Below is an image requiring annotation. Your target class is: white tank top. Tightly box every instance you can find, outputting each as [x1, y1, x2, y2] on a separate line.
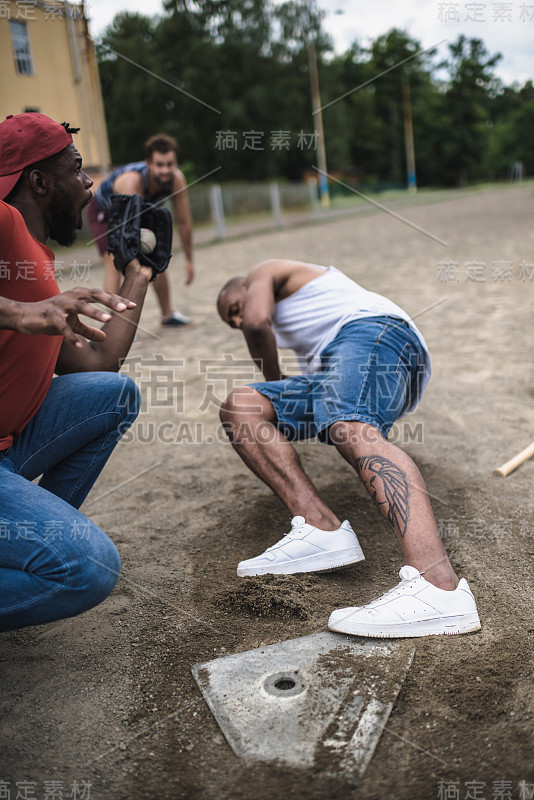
[272, 266, 431, 413]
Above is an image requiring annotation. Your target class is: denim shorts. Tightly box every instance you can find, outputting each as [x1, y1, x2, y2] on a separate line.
[248, 316, 427, 442]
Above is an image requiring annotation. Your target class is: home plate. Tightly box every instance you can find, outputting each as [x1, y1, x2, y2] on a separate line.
[192, 632, 414, 780]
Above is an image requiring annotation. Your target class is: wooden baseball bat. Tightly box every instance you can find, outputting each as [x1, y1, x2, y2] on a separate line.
[493, 440, 534, 477]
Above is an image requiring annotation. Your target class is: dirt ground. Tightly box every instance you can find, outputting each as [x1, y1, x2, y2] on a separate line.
[1, 184, 533, 800]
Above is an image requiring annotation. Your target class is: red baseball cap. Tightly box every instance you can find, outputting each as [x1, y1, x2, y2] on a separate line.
[0, 113, 73, 200]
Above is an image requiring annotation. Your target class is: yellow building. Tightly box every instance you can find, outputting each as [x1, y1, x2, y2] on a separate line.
[0, 0, 110, 174]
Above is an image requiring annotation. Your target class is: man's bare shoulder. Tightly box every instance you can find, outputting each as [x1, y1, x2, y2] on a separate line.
[172, 169, 187, 191]
[113, 170, 143, 194]
[247, 259, 326, 299]
[247, 259, 320, 280]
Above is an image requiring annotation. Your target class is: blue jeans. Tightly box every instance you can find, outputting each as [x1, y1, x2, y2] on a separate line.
[248, 317, 428, 441]
[0, 372, 140, 632]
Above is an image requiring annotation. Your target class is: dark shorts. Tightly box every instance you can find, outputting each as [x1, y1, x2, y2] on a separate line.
[248, 317, 427, 442]
[85, 196, 109, 255]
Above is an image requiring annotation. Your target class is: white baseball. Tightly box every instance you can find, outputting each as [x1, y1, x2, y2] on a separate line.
[140, 227, 157, 254]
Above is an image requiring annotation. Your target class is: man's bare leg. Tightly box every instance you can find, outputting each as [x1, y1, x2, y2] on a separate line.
[220, 387, 341, 531]
[152, 272, 173, 320]
[330, 420, 457, 590]
[221, 390, 457, 590]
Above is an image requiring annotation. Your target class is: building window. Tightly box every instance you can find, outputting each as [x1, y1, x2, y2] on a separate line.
[10, 20, 34, 76]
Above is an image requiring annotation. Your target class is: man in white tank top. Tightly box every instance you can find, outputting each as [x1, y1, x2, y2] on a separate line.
[217, 259, 480, 639]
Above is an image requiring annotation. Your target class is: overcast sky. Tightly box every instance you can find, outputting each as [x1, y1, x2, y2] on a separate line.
[87, 0, 532, 86]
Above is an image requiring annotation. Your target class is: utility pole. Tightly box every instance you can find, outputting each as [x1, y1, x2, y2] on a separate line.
[308, 43, 330, 208]
[402, 69, 417, 193]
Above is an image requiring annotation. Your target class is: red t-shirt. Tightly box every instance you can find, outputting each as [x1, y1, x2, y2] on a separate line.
[0, 200, 62, 450]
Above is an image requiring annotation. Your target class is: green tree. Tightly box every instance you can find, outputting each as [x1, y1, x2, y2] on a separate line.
[98, 13, 161, 164]
[97, 7, 518, 188]
[488, 81, 534, 178]
[438, 35, 502, 185]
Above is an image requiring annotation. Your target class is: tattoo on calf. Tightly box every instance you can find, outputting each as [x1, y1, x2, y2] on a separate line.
[355, 455, 409, 538]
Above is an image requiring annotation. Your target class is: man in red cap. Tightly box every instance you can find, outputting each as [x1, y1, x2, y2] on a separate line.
[0, 112, 154, 632]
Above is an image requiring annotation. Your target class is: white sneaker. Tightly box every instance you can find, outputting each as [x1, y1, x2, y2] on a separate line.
[162, 310, 192, 326]
[328, 565, 481, 638]
[237, 516, 365, 577]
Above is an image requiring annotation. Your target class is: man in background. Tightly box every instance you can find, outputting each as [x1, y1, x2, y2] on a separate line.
[87, 133, 194, 326]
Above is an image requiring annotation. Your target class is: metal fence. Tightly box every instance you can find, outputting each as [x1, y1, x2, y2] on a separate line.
[188, 180, 319, 230]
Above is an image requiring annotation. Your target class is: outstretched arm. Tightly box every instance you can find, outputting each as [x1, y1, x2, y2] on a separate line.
[222, 259, 320, 380]
[242, 264, 282, 382]
[171, 170, 194, 285]
[55, 259, 153, 374]
[0, 288, 135, 346]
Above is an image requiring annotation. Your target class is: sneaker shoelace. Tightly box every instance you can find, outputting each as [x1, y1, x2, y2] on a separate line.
[366, 571, 422, 607]
[265, 518, 307, 552]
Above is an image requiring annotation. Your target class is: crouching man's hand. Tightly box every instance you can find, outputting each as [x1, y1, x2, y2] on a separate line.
[1, 287, 137, 348]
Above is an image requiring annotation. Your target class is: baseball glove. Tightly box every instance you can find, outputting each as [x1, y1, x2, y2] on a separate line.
[107, 193, 173, 281]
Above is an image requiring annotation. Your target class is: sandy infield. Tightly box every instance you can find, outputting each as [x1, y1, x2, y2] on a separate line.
[1, 183, 533, 799]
